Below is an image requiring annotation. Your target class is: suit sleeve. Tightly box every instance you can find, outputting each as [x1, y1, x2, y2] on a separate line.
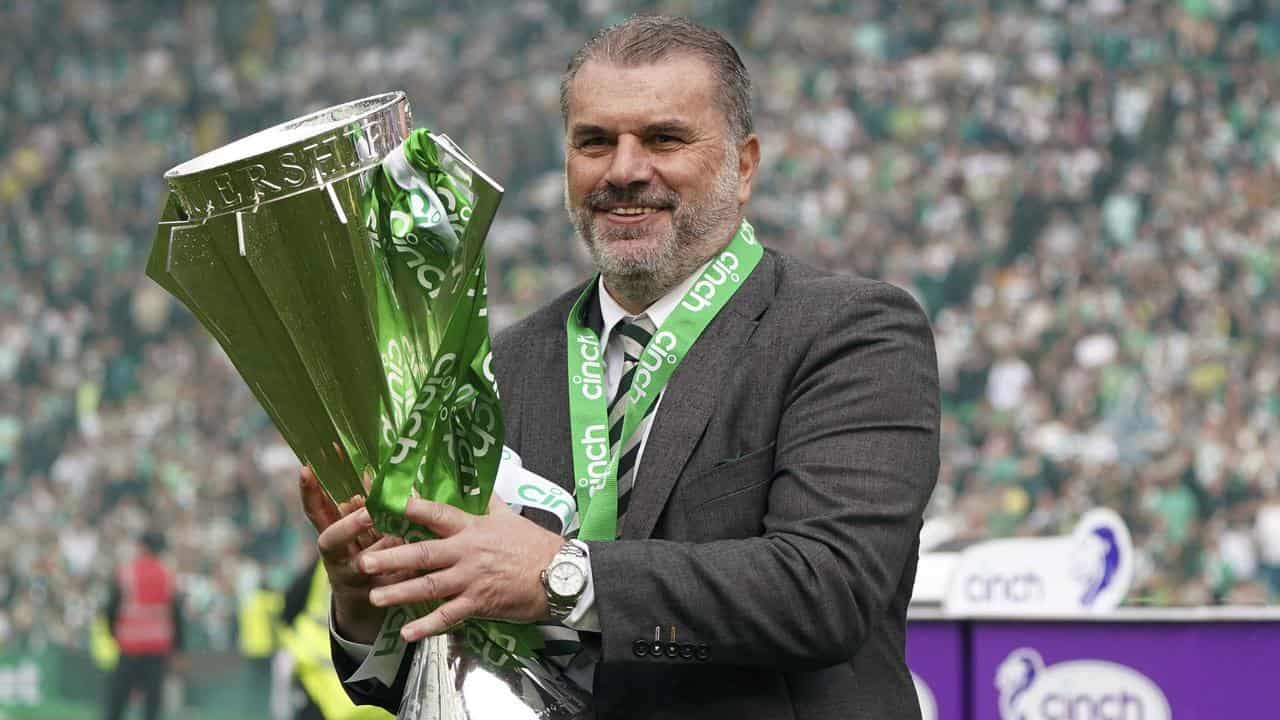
[332, 633, 417, 712]
[588, 281, 939, 670]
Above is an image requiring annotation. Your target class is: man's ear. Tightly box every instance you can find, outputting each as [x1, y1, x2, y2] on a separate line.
[736, 134, 761, 205]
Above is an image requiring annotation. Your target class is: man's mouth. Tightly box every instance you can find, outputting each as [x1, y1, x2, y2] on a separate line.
[592, 205, 671, 227]
[605, 206, 662, 217]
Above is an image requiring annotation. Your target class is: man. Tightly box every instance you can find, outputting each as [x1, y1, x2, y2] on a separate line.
[103, 531, 184, 720]
[301, 15, 939, 719]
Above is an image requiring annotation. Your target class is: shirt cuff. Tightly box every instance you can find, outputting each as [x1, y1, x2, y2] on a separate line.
[329, 604, 406, 687]
[561, 539, 600, 632]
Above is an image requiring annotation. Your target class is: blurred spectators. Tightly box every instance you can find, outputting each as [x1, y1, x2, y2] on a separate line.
[3, 0, 1279, 657]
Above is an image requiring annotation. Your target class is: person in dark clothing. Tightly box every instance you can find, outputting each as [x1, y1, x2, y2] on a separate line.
[103, 531, 184, 720]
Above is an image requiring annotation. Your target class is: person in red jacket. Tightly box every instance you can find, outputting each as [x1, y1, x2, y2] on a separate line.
[103, 531, 184, 720]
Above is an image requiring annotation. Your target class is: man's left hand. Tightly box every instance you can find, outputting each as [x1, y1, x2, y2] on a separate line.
[356, 495, 565, 642]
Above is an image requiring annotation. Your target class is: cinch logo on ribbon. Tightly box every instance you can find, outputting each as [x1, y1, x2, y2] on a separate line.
[494, 447, 578, 536]
[629, 330, 679, 403]
[996, 649, 1170, 720]
[576, 423, 610, 496]
[944, 508, 1133, 616]
[571, 333, 604, 401]
[911, 671, 938, 720]
[680, 249, 744, 313]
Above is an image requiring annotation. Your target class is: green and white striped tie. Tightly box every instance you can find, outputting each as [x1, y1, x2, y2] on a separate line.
[608, 314, 658, 528]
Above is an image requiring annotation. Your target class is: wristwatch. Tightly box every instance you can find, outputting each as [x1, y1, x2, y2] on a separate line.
[541, 542, 589, 620]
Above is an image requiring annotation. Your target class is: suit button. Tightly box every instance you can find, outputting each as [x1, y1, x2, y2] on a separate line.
[695, 643, 711, 661]
[664, 642, 680, 658]
[650, 641, 664, 657]
[632, 640, 649, 657]
[679, 643, 695, 660]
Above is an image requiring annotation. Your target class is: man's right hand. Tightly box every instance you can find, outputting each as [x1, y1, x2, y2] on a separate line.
[299, 466, 410, 645]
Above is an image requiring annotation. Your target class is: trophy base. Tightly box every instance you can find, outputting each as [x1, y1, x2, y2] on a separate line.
[397, 632, 592, 720]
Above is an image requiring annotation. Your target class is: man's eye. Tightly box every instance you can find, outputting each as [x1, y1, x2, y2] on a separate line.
[579, 137, 609, 148]
[653, 134, 682, 145]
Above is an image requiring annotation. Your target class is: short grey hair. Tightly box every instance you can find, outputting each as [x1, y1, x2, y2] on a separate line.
[560, 15, 754, 143]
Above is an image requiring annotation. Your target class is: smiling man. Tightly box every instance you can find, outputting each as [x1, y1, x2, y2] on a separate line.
[305, 15, 940, 720]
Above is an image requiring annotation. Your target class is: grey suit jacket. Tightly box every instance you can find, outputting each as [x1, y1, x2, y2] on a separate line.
[340, 248, 939, 719]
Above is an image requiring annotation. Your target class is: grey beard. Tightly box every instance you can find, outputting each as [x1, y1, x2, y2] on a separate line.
[596, 241, 705, 310]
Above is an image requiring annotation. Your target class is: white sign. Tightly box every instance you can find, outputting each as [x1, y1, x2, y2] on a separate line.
[944, 508, 1132, 616]
[996, 648, 1170, 720]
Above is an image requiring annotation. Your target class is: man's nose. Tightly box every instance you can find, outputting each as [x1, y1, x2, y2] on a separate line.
[603, 135, 654, 187]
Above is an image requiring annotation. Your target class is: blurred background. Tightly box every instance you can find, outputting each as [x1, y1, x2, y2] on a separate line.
[3, 0, 1280, 717]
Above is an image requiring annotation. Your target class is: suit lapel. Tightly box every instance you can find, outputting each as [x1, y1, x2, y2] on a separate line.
[620, 252, 776, 539]
[519, 283, 599, 499]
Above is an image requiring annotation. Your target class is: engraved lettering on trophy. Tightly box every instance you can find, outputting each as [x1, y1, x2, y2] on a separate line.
[177, 186, 211, 219]
[303, 134, 342, 181]
[323, 133, 346, 172]
[278, 151, 307, 188]
[341, 124, 367, 168]
[212, 172, 241, 207]
[242, 163, 281, 201]
[364, 116, 385, 159]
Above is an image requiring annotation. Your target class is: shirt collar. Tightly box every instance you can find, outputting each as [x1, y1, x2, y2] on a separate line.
[596, 257, 713, 344]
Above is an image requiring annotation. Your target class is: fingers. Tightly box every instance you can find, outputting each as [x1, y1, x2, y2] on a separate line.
[342, 495, 382, 551]
[370, 568, 467, 609]
[403, 498, 474, 537]
[359, 536, 460, 575]
[316, 506, 374, 563]
[300, 467, 340, 533]
[401, 597, 475, 642]
[366, 535, 404, 552]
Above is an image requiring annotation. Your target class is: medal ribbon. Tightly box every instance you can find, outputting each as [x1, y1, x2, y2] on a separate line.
[565, 220, 762, 541]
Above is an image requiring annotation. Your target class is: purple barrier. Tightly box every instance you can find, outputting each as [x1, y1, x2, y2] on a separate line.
[906, 620, 966, 720]
[969, 618, 1280, 719]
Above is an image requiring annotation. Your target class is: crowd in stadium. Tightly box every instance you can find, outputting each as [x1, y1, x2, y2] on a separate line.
[3, 0, 1280, 654]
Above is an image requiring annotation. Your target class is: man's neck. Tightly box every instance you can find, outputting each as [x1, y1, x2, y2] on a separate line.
[601, 280, 655, 315]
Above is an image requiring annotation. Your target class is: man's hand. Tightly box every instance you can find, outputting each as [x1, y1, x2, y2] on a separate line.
[299, 466, 412, 644]
[356, 495, 565, 642]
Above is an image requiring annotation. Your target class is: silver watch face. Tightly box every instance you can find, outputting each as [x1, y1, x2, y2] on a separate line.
[548, 560, 586, 597]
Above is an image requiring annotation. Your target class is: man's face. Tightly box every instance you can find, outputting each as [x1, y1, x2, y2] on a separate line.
[564, 55, 758, 287]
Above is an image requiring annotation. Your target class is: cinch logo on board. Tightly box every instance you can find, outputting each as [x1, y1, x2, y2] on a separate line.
[912, 671, 938, 720]
[996, 648, 1170, 720]
[944, 508, 1133, 616]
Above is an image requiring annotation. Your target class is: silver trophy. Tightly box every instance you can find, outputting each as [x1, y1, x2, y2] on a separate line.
[147, 93, 590, 719]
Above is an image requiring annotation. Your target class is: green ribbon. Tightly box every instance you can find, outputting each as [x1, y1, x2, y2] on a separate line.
[360, 129, 537, 663]
[565, 220, 763, 541]
[362, 129, 497, 526]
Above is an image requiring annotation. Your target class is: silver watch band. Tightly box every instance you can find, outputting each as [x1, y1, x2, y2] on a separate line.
[542, 542, 588, 619]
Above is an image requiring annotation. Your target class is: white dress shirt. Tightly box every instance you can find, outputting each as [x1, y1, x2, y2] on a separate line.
[335, 263, 709, 682]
